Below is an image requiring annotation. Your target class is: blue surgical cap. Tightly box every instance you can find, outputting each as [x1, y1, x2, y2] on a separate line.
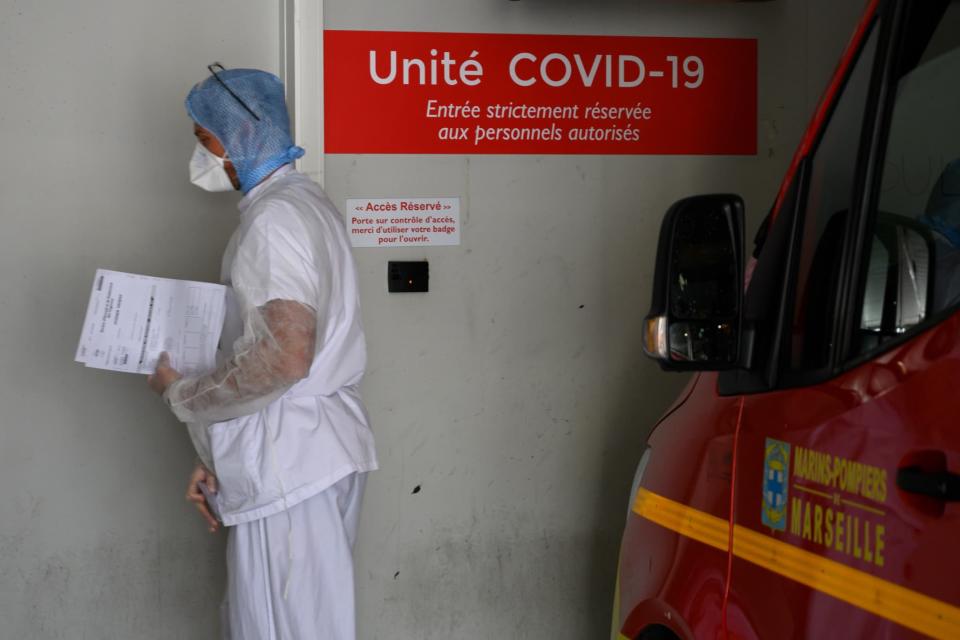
[185, 68, 305, 193]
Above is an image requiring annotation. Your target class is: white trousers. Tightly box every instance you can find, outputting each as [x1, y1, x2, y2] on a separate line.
[221, 473, 366, 640]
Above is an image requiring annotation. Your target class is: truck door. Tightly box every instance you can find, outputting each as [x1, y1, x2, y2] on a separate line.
[728, 1, 960, 638]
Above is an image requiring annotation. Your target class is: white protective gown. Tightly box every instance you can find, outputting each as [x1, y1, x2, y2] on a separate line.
[165, 165, 378, 639]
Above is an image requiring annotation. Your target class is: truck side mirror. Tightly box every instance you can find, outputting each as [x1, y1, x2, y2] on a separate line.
[643, 194, 745, 370]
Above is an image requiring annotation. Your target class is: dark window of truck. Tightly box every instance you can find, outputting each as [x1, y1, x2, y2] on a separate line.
[853, 0, 960, 358]
[782, 28, 880, 376]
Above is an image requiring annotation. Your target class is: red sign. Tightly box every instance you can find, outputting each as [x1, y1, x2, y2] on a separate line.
[324, 30, 757, 155]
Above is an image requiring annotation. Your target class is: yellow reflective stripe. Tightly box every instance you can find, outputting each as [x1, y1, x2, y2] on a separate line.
[634, 485, 729, 553]
[633, 487, 960, 640]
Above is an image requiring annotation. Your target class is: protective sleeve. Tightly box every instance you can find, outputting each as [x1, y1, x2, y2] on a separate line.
[163, 203, 326, 424]
[164, 298, 316, 423]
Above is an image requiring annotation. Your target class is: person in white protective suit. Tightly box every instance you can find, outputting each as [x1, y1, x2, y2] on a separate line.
[147, 64, 378, 639]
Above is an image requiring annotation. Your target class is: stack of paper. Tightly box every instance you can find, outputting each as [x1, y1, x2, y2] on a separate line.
[76, 269, 226, 376]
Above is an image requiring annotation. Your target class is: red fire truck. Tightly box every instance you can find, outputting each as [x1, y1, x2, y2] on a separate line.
[613, 0, 960, 637]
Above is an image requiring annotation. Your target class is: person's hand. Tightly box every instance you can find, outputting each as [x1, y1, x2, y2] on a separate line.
[186, 462, 220, 533]
[148, 352, 182, 396]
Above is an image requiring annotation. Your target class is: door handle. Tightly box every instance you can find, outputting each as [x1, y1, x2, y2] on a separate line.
[896, 467, 960, 501]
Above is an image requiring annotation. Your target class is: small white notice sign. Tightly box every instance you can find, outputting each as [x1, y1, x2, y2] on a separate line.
[346, 197, 461, 248]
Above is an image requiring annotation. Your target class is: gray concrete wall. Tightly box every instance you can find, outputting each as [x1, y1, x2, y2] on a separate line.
[0, 0, 865, 638]
[0, 1, 277, 638]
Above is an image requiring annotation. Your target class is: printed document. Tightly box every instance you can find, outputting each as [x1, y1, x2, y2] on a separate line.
[76, 269, 226, 376]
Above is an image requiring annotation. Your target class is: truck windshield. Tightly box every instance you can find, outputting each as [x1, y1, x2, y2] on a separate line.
[785, 27, 880, 373]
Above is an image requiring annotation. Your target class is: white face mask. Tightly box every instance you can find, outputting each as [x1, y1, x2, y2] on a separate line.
[189, 142, 235, 192]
